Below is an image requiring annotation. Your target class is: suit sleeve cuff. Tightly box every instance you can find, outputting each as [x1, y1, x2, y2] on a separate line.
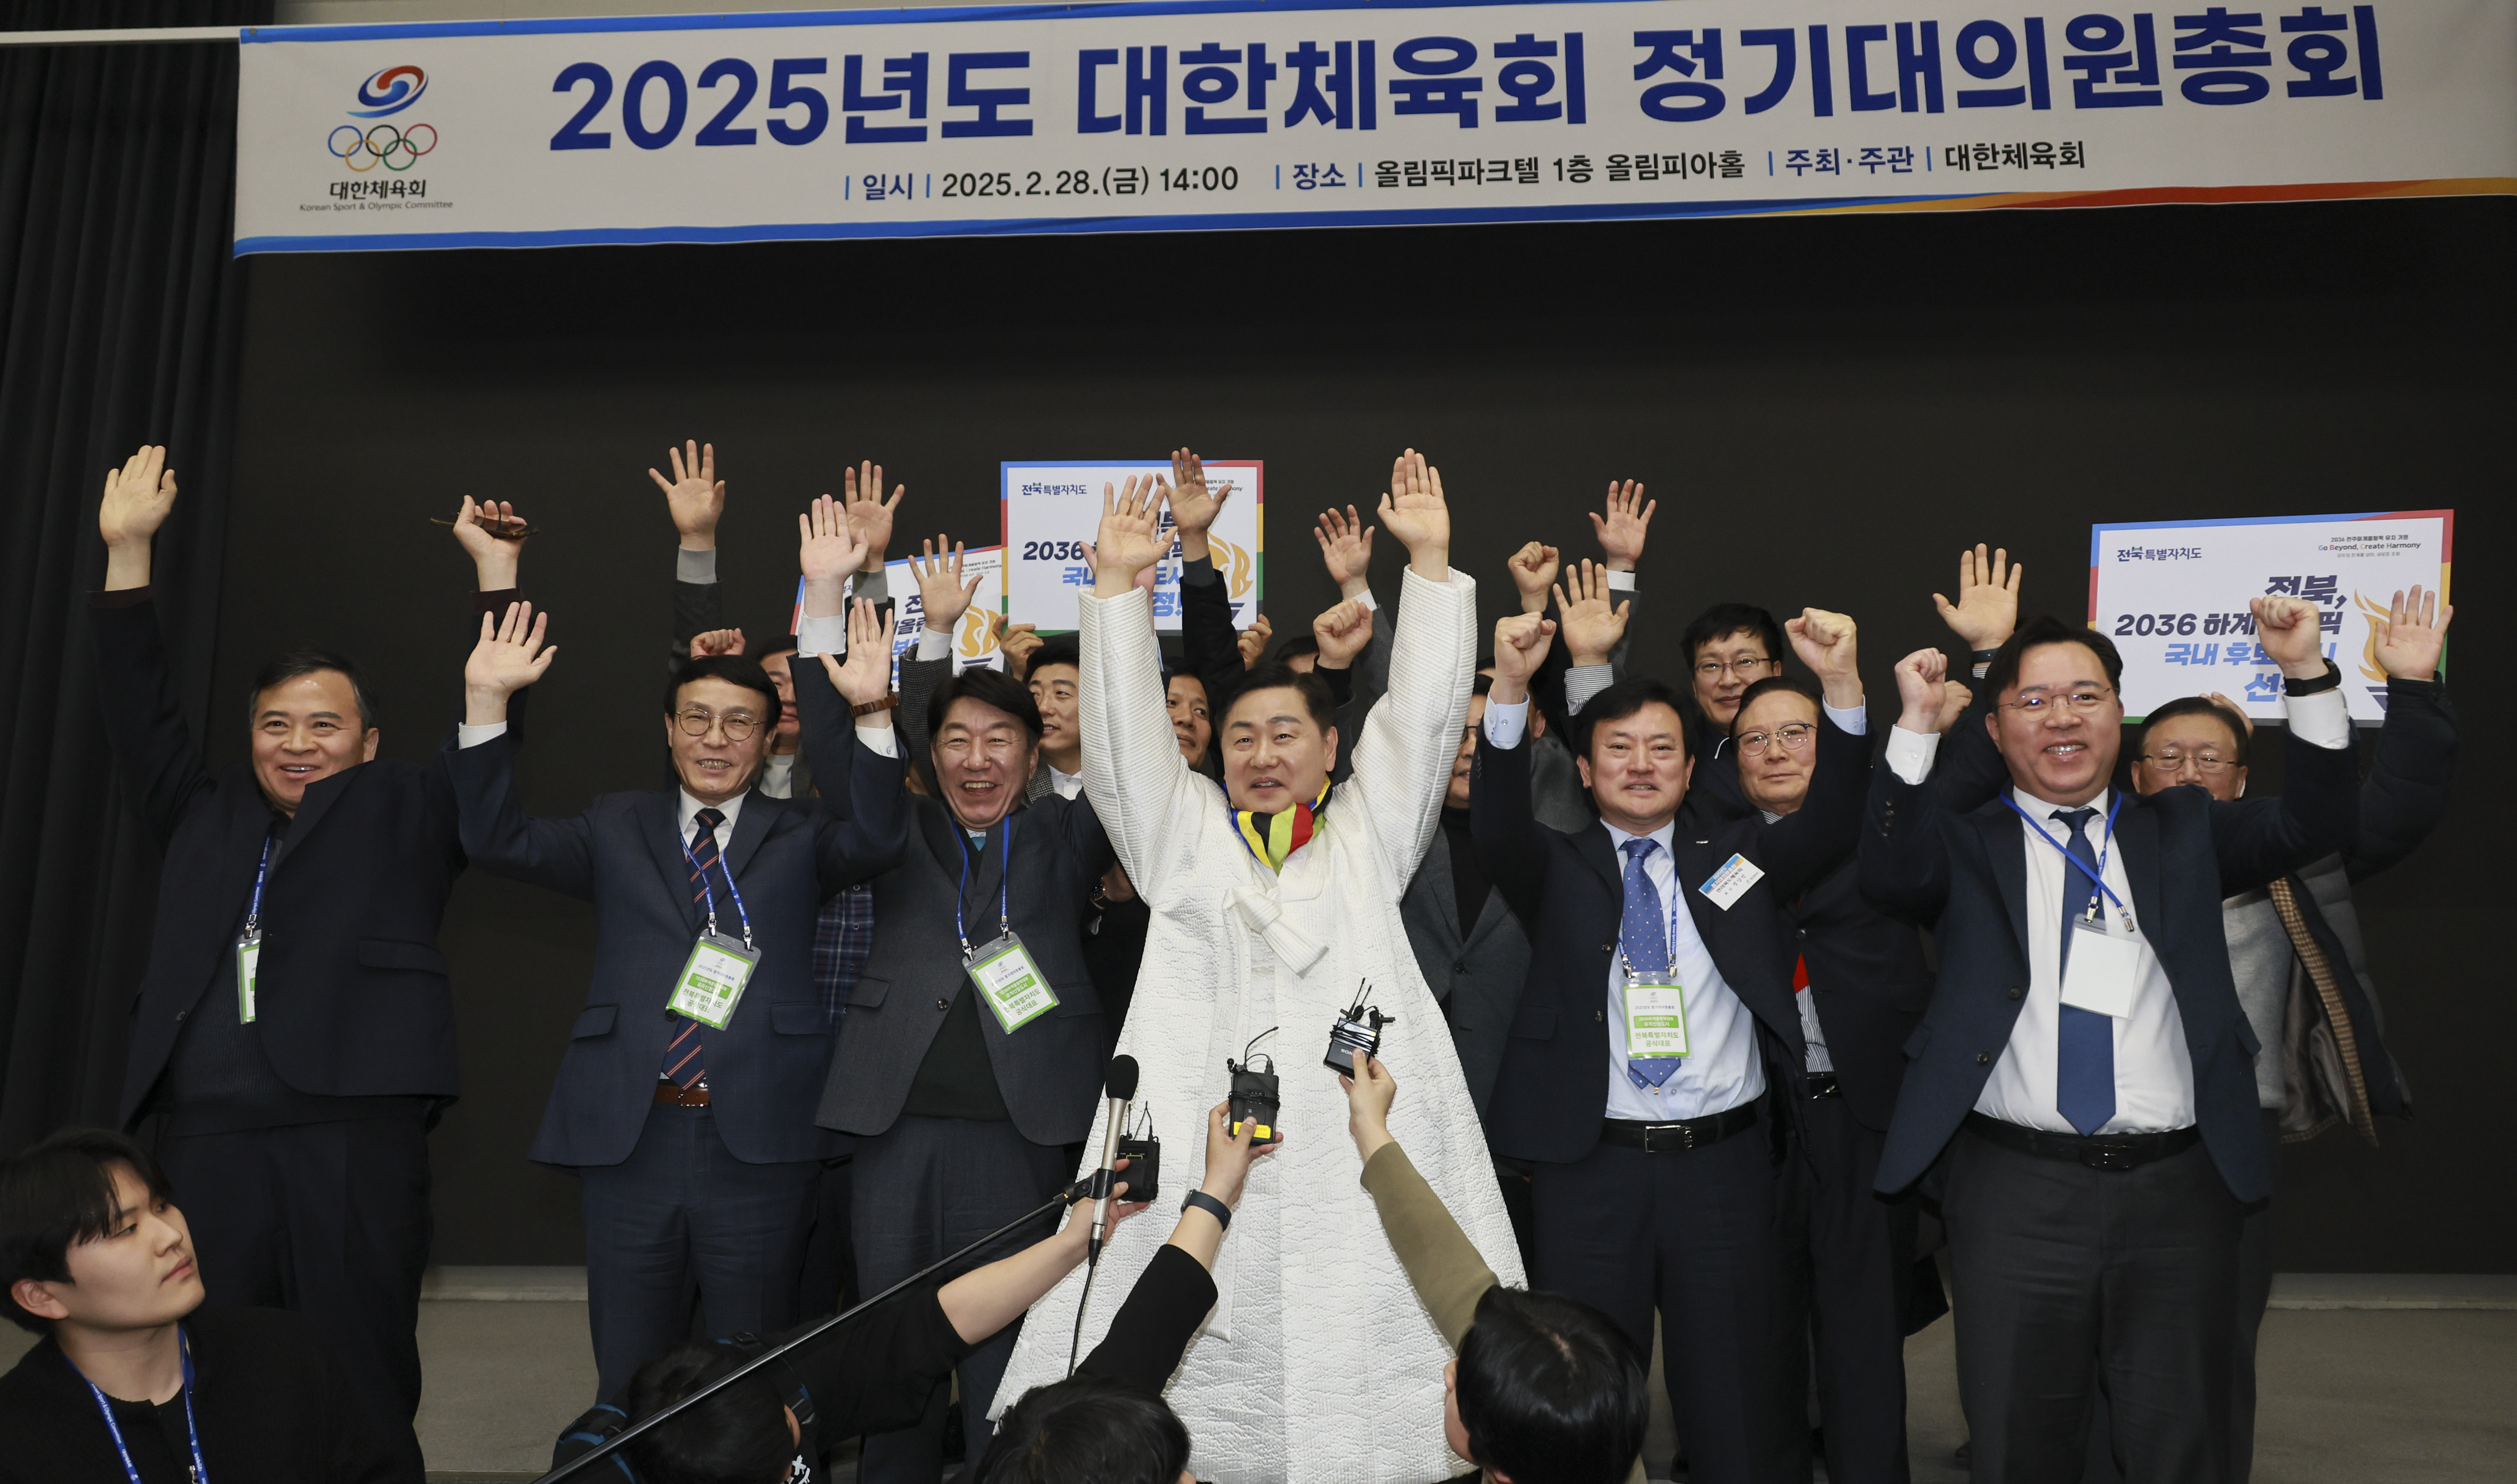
[1564, 664, 1614, 716]
[916, 627, 954, 661]
[676, 548, 716, 584]
[852, 567, 889, 605]
[796, 611, 848, 659]
[1481, 697, 1529, 748]
[856, 723, 900, 757]
[1180, 555, 1222, 589]
[91, 586, 152, 608]
[1824, 700, 1869, 736]
[1884, 726, 1938, 785]
[2284, 686, 2351, 749]
[457, 721, 508, 748]
[473, 587, 520, 616]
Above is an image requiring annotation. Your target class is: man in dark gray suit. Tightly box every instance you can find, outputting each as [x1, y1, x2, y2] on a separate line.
[806, 570, 1115, 1484]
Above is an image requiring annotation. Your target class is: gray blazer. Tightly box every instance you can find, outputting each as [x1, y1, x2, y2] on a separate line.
[813, 769, 1117, 1146]
[1400, 828, 1533, 1118]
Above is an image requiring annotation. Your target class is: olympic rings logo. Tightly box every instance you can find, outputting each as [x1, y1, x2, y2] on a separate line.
[328, 122, 437, 172]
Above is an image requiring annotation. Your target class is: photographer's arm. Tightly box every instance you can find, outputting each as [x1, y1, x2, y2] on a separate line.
[1078, 1103, 1276, 1391]
[1345, 1054, 1496, 1350]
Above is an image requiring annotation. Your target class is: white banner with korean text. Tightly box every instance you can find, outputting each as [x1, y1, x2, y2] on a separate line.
[233, 0, 2517, 252]
[1002, 460, 1262, 635]
[2087, 510, 2451, 723]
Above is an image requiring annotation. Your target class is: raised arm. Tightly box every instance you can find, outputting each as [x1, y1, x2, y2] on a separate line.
[1469, 612, 1562, 922]
[1170, 449, 1249, 708]
[1741, 608, 1868, 898]
[1315, 503, 1391, 713]
[1080, 477, 1215, 890]
[447, 602, 596, 898]
[2212, 596, 2361, 888]
[91, 446, 212, 841]
[800, 599, 912, 892]
[651, 439, 728, 669]
[1345, 1054, 1497, 1349]
[1858, 649, 1960, 921]
[1343, 450, 1477, 877]
[1925, 543, 2023, 813]
[1587, 477, 1651, 679]
[2347, 586, 2457, 880]
[1077, 1102, 1274, 1389]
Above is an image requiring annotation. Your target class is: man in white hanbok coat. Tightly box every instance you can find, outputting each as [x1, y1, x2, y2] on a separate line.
[996, 454, 1525, 1484]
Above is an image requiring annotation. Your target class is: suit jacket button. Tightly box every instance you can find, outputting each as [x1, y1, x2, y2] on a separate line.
[1596, 1010, 1605, 1022]
[1794, 928, 1808, 939]
[1453, 961, 1468, 974]
[1976, 1052, 1992, 1064]
[1600, 943, 1615, 954]
[2009, 987, 2024, 1000]
[936, 998, 951, 1011]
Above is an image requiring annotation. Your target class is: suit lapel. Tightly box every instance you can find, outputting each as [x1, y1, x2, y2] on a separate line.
[720, 788, 778, 885]
[269, 763, 360, 871]
[644, 793, 704, 934]
[2118, 795, 2164, 941]
[1576, 822, 1622, 898]
[1971, 801, 2033, 964]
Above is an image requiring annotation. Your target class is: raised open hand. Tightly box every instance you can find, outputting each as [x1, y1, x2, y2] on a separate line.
[1933, 544, 2020, 651]
[912, 535, 982, 631]
[2370, 584, 2452, 681]
[1314, 598, 1373, 670]
[689, 628, 746, 659]
[1314, 505, 1376, 597]
[798, 493, 871, 587]
[1590, 480, 1655, 570]
[1506, 541, 1561, 615]
[1237, 613, 1274, 669]
[819, 597, 898, 709]
[99, 444, 179, 550]
[2252, 595, 2328, 677]
[465, 601, 557, 701]
[1168, 449, 1234, 538]
[1554, 559, 1631, 666]
[1378, 449, 1452, 576]
[1787, 607, 1862, 708]
[1891, 647, 1947, 731]
[648, 440, 724, 548]
[1092, 475, 1169, 598]
[1490, 611, 1558, 701]
[842, 460, 902, 570]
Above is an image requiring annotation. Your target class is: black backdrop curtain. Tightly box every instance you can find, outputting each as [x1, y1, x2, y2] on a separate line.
[0, 0, 266, 1150]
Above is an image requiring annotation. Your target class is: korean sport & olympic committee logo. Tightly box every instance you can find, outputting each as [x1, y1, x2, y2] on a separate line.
[328, 66, 437, 172]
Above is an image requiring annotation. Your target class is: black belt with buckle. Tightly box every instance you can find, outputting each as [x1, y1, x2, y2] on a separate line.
[1599, 1103, 1758, 1154]
[1962, 1111, 2199, 1172]
[1804, 1073, 1842, 1100]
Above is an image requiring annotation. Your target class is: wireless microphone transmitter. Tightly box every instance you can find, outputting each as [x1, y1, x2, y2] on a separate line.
[1115, 1104, 1161, 1204]
[1227, 1028, 1282, 1145]
[1325, 981, 1396, 1075]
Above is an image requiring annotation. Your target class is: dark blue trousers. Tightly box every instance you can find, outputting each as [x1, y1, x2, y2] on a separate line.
[577, 1103, 820, 1401]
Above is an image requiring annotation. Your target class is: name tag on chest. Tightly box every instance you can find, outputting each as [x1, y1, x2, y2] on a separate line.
[1697, 853, 1765, 911]
[2059, 917, 2141, 1019]
[1623, 973, 1691, 1058]
[967, 932, 1059, 1033]
[670, 933, 760, 1029]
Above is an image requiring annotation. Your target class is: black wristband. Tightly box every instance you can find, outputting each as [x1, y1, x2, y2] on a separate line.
[1181, 1190, 1232, 1230]
[2284, 659, 2344, 696]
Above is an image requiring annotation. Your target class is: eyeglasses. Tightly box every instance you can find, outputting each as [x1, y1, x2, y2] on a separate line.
[675, 708, 760, 742]
[1998, 687, 2116, 716]
[1736, 722, 1816, 757]
[1694, 655, 1780, 681]
[2137, 751, 2236, 775]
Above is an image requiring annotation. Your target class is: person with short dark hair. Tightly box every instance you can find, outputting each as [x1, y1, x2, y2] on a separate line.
[1474, 599, 1869, 1484]
[1863, 597, 2359, 1482]
[1340, 1053, 1650, 1484]
[449, 497, 910, 1404]
[87, 445, 533, 1480]
[0, 1128, 396, 1483]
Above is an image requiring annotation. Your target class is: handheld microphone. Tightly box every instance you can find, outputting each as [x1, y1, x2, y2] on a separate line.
[1089, 1055, 1139, 1264]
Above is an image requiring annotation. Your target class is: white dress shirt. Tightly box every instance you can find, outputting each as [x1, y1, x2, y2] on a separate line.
[757, 750, 798, 800]
[1045, 764, 1085, 800]
[1881, 687, 2350, 1135]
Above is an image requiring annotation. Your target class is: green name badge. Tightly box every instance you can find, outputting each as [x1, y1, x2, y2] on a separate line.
[235, 933, 261, 1024]
[966, 932, 1058, 1034]
[669, 933, 760, 1031]
[1622, 972, 1691, 1059]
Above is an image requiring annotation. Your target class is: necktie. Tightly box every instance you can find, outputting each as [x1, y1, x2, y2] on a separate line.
[664, 808, 729, 1091]
[2053, 807, 2115, 1135]
[1619, 837, 1683, 1090]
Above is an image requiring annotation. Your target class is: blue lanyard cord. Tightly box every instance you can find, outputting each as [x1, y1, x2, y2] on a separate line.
[239, 837, 274, 938]
[680, 824, 754, 948]
[953, 813, 1014, 959]
[1614, 836, 1684, 981]
[2000, 793, 2135, 923]
[80, 1325, 208, 1484]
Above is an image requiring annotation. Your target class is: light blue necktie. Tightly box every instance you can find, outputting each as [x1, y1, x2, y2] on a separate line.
[2054, 808, 2116, 1136]
[1620, 838, 1683, 1090]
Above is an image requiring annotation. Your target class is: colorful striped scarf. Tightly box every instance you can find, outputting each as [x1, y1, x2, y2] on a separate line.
[1232, 780, 1331, 872]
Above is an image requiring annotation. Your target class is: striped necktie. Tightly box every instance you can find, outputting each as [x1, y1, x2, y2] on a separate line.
[663, 807, 728, 1091]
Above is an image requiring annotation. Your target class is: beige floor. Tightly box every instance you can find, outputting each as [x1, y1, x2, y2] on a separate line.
[6, 1299, 2513, 1481]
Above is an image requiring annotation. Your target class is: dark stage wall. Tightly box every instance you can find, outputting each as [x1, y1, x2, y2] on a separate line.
[209, 197, 2511, 1269]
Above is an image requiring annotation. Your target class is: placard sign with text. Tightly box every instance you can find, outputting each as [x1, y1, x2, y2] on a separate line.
[793, 545, 1008, 685]
[2088, 511, 2450, 723]
[233, 0, 2517, 253]
[1002, 461, 1263, 635]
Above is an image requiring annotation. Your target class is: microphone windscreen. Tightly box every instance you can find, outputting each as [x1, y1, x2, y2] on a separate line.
[1105, 1055, 1140, 1101]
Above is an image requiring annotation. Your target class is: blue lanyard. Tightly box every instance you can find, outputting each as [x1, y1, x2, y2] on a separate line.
[238, 837, 274, 941]
[2001, 792, 2135, 923]
[78, 1326, 208, 1484]
[953, 813, 1014, 959]
[680, 818, 754, 949]
[1613, 834, 1683, 980]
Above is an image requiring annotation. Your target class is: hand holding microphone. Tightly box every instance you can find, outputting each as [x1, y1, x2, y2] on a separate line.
[1089, 1054, 1139, 1264]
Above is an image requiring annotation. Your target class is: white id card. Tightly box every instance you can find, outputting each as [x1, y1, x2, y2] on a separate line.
[1697, 853, 1766, 911]
[1622, 973, 1691, 1058]
[2059, 917, 2141, 1019]
[967, 932, 1059, 1034]
[235, 933, 261, 1023]
[669, 933, 760, 1030]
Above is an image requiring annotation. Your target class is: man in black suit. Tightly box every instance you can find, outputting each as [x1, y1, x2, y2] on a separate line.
[1728, 674, 1938, 1484]
[1860, 602, 2357, 1484]
[1474, 604, 1868, 1484]
[88, 445, 530, 1482]
[807, 533, 1116, 1484]
[447, 499, 909, 1401]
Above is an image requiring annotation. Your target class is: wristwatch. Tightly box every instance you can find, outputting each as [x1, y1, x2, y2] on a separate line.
[1181, 1190, 1232, 1230]
[2284, 659, 2343, 697]
[849, 694, 900, 717]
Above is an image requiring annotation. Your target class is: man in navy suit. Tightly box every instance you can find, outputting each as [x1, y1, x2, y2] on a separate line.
[447, 513, 908, 1400]
[1860, 601, 2356, 1484]
[1474, 605, 1868, 1484]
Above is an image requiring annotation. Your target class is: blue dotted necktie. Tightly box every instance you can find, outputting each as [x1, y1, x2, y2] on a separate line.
[2054, 808, 2116, 1136]
[662, 808, 729, 1091]
[1619, 838, 1683, 1090]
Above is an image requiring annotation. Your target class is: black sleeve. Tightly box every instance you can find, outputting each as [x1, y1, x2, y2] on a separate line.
[1470, 721, 1554, 926]
[672, 570, 724, 671]
[1315, 661, 1355, 706]
[88, 594, 214, 847]
[1079, 1244, 1220, 1393]
[2344, 676, 2456, 881]
[2211, 718, 2361, 894]
[1178, 555, 1244, 708]
[898, 652, 952, 794]
[787, 1293, 973, 1438]
[1924, 679, 2009, 816]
